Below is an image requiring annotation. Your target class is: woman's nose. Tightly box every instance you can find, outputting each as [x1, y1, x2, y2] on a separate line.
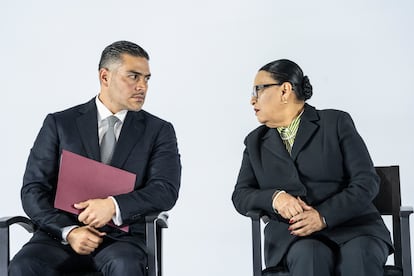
[250, 97, 257, 105]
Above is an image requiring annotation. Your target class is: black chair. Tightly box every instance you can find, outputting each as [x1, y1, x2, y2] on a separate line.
[247, 165, 413, 276]
[0, 212, 168, 276]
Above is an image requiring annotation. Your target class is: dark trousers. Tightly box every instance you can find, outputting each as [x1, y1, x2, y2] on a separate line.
[283, 236, 389, 276]
[8, 231, 147, 276]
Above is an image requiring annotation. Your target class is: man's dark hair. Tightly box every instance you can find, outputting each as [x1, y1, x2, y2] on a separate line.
[98, 40, 150, 70]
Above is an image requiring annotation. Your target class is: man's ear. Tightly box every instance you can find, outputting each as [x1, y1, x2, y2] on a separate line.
[99, 68, 110, 86]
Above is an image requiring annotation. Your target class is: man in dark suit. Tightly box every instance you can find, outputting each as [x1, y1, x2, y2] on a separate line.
[9, 41, 181, 275]
[232, 59, 392, 275]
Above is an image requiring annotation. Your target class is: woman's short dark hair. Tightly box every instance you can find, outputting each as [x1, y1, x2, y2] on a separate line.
[259, 59, 313, 101]
[98, 40, 149, 70]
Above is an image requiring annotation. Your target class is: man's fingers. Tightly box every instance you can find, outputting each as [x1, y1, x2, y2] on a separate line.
[87, 226, 106, 237]
[74, 201, 89, 210]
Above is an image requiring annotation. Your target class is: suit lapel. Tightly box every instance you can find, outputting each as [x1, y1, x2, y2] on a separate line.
[291, 104, 319, 161]
[76, 99, 100, 161]
[111, 110, 146, 168]
[262, 128, 291, 160]
[260, 127, 307, 195]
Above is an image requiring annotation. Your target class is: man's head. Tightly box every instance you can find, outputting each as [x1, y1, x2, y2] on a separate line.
[98, 41, 151, 113]
[98, 40, 150, 71]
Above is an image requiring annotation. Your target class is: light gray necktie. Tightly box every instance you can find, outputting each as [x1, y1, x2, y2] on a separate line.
[100, 115, 119, 164]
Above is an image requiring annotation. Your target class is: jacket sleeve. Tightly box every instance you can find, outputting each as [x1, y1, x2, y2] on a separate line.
[232, 139, 279, 217]
[21, 114, 78, 239]
[315, 112, 380, 228]
[114, 122, 181, 223]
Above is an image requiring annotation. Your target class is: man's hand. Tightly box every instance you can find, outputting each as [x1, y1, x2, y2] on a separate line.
[75, 197, 115, 228]
[288, 197, 326, 236]
[67, 226, 106, 255]
[273, 192, 304, 219]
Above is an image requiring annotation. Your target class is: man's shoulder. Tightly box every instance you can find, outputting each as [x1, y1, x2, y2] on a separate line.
[51, 98, 95, 118]
[138, 110, 173, 126]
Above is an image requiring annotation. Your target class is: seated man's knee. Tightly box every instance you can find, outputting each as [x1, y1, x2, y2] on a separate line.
[100, 254, 146, 275]
[9, 254, 56, 276]
[95, 243, 147, 275]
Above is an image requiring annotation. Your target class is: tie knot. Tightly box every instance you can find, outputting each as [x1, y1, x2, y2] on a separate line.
[280, 128, 291, 140]
[107, 116, 119, 127]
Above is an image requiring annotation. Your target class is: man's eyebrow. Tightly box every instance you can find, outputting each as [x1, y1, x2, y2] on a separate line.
[128, 70, 151, 78]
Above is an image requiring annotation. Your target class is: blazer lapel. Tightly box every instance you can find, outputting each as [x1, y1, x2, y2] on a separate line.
[76, 99, 100, 161]
[260, 127, 307, 195]
[111, 110, 146, 168]
[291, 104, 319, 161]
[262, 128, 291, 160]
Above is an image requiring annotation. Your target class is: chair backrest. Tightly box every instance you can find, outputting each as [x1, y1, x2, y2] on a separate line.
[372, 166, 402, 268]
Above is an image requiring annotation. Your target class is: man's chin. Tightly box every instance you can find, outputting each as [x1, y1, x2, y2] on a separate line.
[128, 103, 144, 111]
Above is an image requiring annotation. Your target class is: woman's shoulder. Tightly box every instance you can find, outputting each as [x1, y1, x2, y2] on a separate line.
[308, 104, 353, 122]
[244, 125, 268, 143]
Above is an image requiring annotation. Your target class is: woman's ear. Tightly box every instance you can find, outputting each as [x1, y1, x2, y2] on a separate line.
[281, 82, 293, 103]
[282, 82, 293, 93]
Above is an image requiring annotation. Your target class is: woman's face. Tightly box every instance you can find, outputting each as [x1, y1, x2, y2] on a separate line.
[251, 70, 287, 127]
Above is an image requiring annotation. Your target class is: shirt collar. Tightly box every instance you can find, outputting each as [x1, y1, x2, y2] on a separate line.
[277, 109, 304, 135]
[95, 95, 128, 123]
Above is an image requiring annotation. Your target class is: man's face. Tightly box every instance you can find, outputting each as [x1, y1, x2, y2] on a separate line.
[100, 54, 151, 113]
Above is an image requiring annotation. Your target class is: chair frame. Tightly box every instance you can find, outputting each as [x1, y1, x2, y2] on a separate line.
[248, 165, 413, 276]
[0, 212, 168, 276]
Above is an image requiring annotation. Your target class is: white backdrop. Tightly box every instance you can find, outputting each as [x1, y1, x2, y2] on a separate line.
[1, 0, 413, 275]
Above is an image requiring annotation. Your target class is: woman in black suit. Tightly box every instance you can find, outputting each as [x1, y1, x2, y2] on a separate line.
[232, 59, 392, 276]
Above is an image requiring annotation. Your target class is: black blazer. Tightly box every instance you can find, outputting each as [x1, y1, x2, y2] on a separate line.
[232, 103, 392, 267]
[21, 98, 181, 247]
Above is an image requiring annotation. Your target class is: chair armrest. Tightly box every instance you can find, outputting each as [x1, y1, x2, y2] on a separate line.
[399, 205, 413, 276]
[246, 210, 263, 220]
[145, 212, 169, 276]
[247, 210, 271, 224]
[0, 216, 35, 233]
[400, 206, 413, 217]
[145, 212, 169, 229]
[0, 216, 35, 276]
[247, 210, 264, 276]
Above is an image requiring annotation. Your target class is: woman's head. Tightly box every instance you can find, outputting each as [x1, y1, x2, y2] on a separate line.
[251, 59, 312, 127]
[259, 59, 312, 101]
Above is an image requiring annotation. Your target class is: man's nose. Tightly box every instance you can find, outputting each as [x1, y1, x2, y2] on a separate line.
[136, 78, 147, 90]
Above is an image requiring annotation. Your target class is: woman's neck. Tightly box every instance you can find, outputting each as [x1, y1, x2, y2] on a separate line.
[267, 102, 305, 128]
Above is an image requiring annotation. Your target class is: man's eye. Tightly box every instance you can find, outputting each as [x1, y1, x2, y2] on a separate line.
[129, 75, 138, 80]
[145, 76, 150, 82]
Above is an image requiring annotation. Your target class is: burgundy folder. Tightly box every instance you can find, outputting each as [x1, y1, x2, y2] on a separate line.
[54, 150, 136, 232]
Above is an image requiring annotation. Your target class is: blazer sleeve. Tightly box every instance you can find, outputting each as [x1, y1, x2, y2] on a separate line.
[114, 121, 181, 223]
[21, 114, 78, 238]
[232, 139, 279, 216]
[315, 112, 380, 228]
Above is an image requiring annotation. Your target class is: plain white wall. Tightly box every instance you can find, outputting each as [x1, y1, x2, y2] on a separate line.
[1, 0, 413, 275]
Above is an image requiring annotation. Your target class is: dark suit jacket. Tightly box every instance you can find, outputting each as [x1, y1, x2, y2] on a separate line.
[21, 98, 181, 248]
[232, 103, 392, 267]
